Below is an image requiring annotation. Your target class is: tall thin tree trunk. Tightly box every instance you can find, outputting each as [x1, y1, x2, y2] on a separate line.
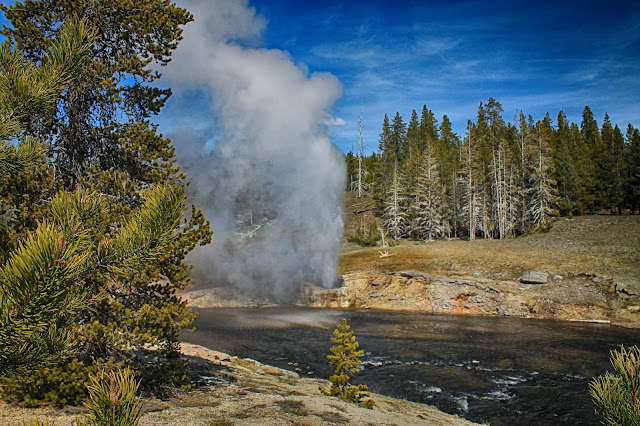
[357, 108, 365, 198]
[467, 127, 475, 241]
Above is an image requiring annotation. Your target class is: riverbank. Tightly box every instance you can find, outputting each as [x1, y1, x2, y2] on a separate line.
[183, 307, 640, 425]
[184, 215, 639, 326]
[333, 214, 640, 327]
[0, 343, 478, 425]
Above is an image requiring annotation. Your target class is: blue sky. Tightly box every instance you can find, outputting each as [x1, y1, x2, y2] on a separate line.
[2, 0, 639, 154]
[246, 0, 640, 153]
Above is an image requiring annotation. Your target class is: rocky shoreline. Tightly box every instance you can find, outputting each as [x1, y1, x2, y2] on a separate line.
[0, 343, 479, 426]
[182, 267, 639, 328]
[302, 269, 637, 325]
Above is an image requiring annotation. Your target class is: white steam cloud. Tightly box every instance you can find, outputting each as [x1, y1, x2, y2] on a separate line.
[163, 0, 346, 301]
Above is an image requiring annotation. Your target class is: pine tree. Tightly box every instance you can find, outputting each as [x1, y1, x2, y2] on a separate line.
[459, 122, 482, 240]
[404, 151, 422, 239]
[0, 15, 96, 257]
[624, 125, 640, 214]
[378, 113, 392, 154]
[516, 112, 535, 232]
[374, 114, 393, 213]
[552, 111, 580, 215]
[600, 114, 616, 211]
[390, 111, 407, 163]
[420, 105, 439, 154]
[404, 109, 422, 207]
[383, 161, 407, 240]
[580, 106, 601, 211]
[569, 122, 591, 214]
[439, 115, 459, 237]
[0, 16, 95, 376]
[412, 139, 446, 241]
[320, 319, 375, 409]
[490, 138, 509, 238]
[345, 151, 357, 192]
[610, 125, 626, 215]
[1, 0, 211, 397]
[589, 345, 640, 425]
[1, 184, 187, 378]
[0, 18, 186, 380]
[469, 101, 495, 238]
[1, 0, 193, 187]
[406, 109, 421, 160]
[79, 367, 143, 426]
[528, 122, 557, 229]
[482, 98, 509, 238]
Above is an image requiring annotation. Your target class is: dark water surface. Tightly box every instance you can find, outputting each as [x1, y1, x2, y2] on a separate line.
[182, 307, 640, 425]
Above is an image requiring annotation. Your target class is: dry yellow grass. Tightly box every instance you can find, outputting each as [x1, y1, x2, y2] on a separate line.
[340, 214, 640, 293]
[341, 193, 639, 325]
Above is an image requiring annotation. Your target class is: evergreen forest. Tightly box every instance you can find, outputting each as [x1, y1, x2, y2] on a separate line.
[0, 0, 211, 406]
[346, 99, 640, 241]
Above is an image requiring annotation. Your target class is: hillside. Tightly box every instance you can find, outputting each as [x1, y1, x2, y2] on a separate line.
[338, 192, 640, 326]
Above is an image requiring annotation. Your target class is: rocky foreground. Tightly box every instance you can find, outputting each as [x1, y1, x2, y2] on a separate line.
[0, 343, 478, 425]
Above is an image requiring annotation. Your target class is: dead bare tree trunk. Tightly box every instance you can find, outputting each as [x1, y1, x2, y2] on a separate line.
[357, 108, 365, 198]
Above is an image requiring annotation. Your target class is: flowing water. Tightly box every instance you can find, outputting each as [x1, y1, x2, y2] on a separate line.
[182, 307, 640, 425]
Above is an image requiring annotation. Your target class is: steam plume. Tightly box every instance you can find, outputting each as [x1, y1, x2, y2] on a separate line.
[163, 0, 345, 300]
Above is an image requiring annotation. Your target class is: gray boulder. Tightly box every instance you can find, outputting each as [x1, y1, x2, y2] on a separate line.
[521, 270, 548, 284]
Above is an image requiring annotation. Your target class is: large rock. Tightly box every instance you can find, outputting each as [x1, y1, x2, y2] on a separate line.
[298, 285, 355, 308]
[521, 270, 548, 284]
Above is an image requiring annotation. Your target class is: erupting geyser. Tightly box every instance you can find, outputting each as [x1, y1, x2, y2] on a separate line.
[163, 0, 345, 300]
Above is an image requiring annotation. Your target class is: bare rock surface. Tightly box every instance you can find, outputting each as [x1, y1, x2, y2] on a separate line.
[298, 285, 355, 308]
[338, 271, 530, 317]
[521, 270, 549, 284]
[0, 344, 479, 426]
[181, 287, 277, 308]
[336, 215, 640, 327]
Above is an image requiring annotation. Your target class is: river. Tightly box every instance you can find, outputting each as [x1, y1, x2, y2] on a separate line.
[182, 307, 640, 425]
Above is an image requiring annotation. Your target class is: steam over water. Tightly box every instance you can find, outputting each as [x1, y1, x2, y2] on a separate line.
[164, 0, 345, 300]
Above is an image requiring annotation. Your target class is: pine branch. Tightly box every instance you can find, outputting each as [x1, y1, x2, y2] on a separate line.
[0, 222, 91, 375]
[0, 137, 47, 173]
[0, 16, 96, 142]
[95, 184, 185, 279]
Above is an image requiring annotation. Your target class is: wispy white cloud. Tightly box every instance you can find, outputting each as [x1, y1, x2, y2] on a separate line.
[412, 37, 460, 56]
[323, 116, 346, 126]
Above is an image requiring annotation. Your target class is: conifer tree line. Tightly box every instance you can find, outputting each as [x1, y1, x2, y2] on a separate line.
[346, 98, 640, 241]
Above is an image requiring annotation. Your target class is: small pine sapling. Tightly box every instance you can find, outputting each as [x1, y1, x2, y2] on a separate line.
[589, 345, 640, 425]
[78, 367, 143, 426]
[320, 318, 375, 409]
